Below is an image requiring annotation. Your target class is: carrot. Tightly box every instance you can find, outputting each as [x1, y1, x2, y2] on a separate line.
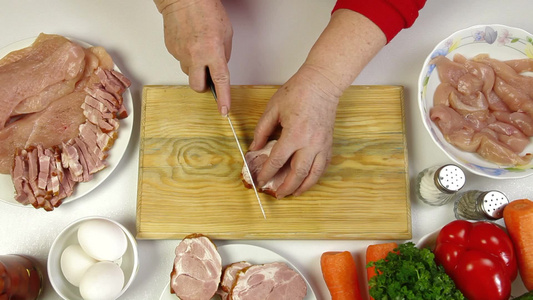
[366, 242, 398, 281]
[503, 199, 533, 291]
[320, 251, 363, 300]
[365, 242, 398, 300]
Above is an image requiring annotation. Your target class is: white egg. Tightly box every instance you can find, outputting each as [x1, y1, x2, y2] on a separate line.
[79, 261, 125, 300]
[60, 244, 97, 287]
[77, 219, 128, 261]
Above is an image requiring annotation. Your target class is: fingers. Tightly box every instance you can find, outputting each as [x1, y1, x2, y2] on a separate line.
[188, 61, 231, 116]
[256, 138, 295, 187]
[293, 150, 331, 197]
[210, 66, 231, 116]
[250, 106, 279, 151]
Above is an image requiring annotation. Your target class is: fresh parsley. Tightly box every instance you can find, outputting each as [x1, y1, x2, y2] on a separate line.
[367, 242, 464, 300]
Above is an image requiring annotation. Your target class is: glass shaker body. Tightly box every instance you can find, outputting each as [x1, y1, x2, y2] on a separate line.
[0, 255, 42, 300]
[453, 190, 509, 221]
[416, 164, 466, 206]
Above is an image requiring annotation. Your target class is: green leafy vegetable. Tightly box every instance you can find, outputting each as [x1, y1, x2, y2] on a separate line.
[367, 242, 464, 300]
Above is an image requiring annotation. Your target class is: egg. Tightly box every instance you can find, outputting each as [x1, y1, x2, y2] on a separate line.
[77, 219, 127, 261]
[60, 244, 97, 287]
[79, 261, 125, 300]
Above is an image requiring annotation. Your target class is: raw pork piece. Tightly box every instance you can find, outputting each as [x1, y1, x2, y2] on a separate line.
[170, 234, 222, 300]
[0, 33, 86, 128]
[0, 92, 86, 174]
[229, 262, 307, 300]
[242, 140, 291, 198]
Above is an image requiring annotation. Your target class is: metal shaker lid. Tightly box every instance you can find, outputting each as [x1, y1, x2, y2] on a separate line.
[434, 164, 466, 193]
[479, 190, 509, 219]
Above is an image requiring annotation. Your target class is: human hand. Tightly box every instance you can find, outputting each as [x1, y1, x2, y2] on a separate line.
[155, 0, 233, 115]
[250, 65, 341, 198]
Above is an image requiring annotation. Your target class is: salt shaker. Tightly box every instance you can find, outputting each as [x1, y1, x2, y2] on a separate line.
[415, 164, 466, 206]
[453, 190, 509, 220]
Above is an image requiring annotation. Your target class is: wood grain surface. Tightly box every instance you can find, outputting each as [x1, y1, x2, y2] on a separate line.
[136, 85, 410, 240]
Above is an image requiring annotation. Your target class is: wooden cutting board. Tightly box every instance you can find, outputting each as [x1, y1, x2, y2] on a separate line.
[136, 85, 410, 240]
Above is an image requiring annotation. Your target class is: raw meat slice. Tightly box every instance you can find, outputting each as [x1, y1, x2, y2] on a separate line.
[0, 34, 85, 129]
[0, 91, 86, 174]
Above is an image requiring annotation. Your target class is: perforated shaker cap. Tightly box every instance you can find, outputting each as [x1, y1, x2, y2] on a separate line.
[479, 190, 509, 219]
[434, 164, 466, 193]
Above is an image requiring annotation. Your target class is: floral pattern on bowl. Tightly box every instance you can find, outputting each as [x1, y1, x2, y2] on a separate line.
[418, 24, 533, 179]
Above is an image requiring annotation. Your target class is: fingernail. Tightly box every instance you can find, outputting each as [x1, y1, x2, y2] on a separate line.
[257, 180, 265, 187]
[221, 106, 228, 117]
[250, 140, 256, 150]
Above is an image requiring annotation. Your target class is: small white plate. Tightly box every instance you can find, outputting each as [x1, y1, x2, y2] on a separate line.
[159, 244, 317, 300]
[418, 24, 533, 179]
[0, 36, 134, 207]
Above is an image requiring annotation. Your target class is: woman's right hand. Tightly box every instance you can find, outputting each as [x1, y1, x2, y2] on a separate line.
[155, 0, 233, 115]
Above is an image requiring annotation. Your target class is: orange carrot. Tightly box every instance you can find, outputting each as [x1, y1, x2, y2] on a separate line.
[503, 199, 533, 291]
[366, 242, 398, 280]
[321, 251, 363, 300]
[365, 242, 398, 299]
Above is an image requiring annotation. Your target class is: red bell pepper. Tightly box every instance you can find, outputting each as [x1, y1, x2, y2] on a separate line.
[434, 220, 517, 300]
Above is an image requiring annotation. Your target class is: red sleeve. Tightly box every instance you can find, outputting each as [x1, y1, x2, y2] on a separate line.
[333, 0, 426, 43]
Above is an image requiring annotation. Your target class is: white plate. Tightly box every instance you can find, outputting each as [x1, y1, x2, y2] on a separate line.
[418, 24, 533, 179]
[0, 36, 133, 207]
[159, 244, 317, 300]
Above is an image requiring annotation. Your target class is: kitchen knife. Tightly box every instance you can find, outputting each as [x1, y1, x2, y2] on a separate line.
[206, 70, 267, 219]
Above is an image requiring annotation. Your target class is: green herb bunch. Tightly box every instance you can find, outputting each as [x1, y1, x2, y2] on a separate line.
[367, 242, 464, 300]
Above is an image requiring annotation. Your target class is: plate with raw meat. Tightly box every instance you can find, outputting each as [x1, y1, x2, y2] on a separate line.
[0, 34, 133, 210]
[159, 244, 317, 300]
[418, 24, 533, 179]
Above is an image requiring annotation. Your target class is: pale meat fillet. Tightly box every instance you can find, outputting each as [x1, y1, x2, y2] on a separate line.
[0, 92, 86, 174]
[430, 54, 533, 166]
[170, 234, 222, 300]
[0, 34, 85, 129]
[242, 140, 291, 198]
[229, 262, 307, 300]
[217, 261, 252, 300]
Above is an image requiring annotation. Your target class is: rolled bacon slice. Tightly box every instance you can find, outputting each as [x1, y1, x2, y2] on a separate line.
[170, 234, 222, 300]
[241, 140, 291, 198]
[229, 262, 307, 300]
[217, 261, 252, 300]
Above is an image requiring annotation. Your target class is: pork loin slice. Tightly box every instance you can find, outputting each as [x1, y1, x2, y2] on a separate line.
[170, 233, 222, 300]
[229, 262, 307, 300]
[242, 140, 291, 198]
[217, 261, 253, 300]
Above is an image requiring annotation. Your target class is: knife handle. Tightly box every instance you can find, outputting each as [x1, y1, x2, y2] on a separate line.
[206, 67, 218, 102]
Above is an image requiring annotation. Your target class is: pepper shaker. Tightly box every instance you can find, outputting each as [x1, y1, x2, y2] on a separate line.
[453, 190, 509, 220]
[415, 164, 466, 206]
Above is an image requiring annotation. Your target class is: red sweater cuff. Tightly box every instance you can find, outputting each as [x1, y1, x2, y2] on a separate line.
[333, 0, 426, 43]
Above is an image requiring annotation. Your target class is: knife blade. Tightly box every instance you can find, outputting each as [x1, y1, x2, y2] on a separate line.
[206, 70, 267, 219]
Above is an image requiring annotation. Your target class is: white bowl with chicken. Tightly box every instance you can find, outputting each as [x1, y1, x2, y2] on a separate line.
[418, 24, 533, 179]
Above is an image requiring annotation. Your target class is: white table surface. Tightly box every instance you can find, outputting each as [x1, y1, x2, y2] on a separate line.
[1, 1, 532, 299]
